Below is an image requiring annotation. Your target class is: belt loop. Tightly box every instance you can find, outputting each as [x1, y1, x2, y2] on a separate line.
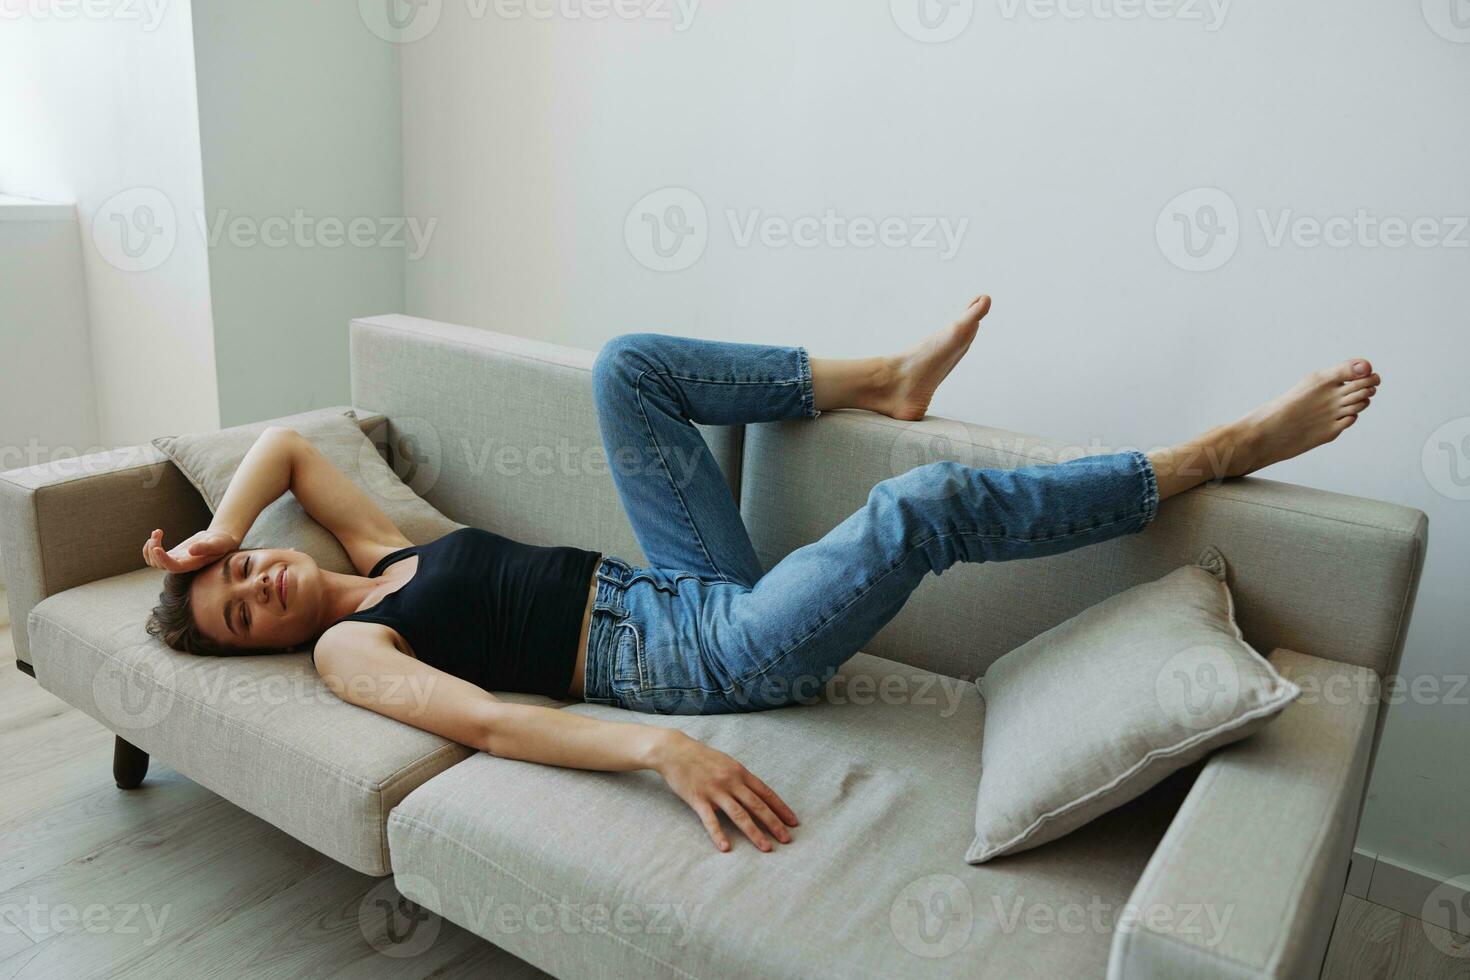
[593, 556, 632, 619]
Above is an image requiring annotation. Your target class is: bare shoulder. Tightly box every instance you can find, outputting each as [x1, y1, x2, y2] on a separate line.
[313, 619, 408, 673]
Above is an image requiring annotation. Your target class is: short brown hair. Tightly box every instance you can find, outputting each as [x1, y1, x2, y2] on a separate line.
[145, 569, 233, 656]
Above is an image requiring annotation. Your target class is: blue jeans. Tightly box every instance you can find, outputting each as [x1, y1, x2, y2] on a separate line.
[581, 333, 1160, 714]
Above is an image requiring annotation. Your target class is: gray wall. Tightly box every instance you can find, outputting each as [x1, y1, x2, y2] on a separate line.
[192, 0, 407, 426]
[396, 2, 1470, 884]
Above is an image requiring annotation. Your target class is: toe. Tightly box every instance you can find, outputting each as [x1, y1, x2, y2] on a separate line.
[1338, 397, 1371, 418]
[1332, 414, 1359, 436]
[1320, 359, 1372, 385]
[1342, 373, 1381, 393]
[1341, 386, 1373, 405]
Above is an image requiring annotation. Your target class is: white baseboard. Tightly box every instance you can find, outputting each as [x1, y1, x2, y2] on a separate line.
[1348, 848, 1470, 936]
[1346, 848, 1375, 899]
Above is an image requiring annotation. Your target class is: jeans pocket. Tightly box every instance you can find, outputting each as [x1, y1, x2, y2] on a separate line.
[610, 620, 644, 690]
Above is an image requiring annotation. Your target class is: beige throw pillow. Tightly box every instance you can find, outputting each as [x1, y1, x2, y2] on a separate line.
[967, 547, 1300, 864]
[152, 408, 462, 574]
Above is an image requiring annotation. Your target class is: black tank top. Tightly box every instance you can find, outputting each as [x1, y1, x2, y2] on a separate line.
[320, 527, 601, 698]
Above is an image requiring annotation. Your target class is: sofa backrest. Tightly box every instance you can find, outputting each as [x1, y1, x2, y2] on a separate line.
[349, 315, 1428, 685]
[740, 412, 1428, 681]
[348, 315, 743, 566]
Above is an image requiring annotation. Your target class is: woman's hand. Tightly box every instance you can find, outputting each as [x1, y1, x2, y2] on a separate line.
[142, 528, 239, 574]
[651, 730, 799, 853]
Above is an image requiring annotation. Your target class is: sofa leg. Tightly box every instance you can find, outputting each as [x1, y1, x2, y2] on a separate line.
[113, 736, 149, 789]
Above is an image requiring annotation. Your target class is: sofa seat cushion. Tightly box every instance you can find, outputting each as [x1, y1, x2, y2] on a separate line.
[388, 652, 1196, 979]
[26, 567, 564, 876]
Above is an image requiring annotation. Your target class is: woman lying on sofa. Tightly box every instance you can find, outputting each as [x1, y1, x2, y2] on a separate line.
[142, 295, 1380, 854]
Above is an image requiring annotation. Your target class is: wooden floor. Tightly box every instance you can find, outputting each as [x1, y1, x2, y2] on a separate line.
[1322, 895, 1470, 980]
[1, 586, 1465, 979]
[0, 590, 545, 980]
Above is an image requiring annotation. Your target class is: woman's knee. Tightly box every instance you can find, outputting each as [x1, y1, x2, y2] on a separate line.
[876, 459, 970, 506]
[592, 333, 664, 398]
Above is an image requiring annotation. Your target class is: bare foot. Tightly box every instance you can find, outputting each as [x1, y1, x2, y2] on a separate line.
[1220, 359, 1381, 477]
[882, 295, 991, 421]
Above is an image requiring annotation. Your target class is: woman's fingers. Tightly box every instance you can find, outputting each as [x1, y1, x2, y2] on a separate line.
[716, 794, 772, 852]
[733, 784, 791, 844]
[156, 545, 186, 573]
[743, 770, 799, 827]
[693, 800, 730, 853]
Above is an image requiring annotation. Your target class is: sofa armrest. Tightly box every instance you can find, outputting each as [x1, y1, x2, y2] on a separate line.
[0, 408, 388, 672]
[1108, 649, 1379, 980]
[0, 445, 210, 671]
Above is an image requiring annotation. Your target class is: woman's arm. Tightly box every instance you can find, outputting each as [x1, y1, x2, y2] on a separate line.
[145, 426, 412, 576]
[144, 426, 302, 573]
[315, 622, 799, 853]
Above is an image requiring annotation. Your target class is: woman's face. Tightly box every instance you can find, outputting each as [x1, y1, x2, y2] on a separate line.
[189, 547, 323, 651]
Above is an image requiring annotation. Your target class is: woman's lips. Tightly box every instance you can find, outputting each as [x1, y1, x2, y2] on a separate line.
[277, 566, 287, 609]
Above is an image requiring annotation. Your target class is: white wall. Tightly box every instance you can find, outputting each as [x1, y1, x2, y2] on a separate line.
[0, 196, 102, 591]
[0, 198, 101, 471]
[0, 1, 219, 446]
[399, 3, 1470, 882]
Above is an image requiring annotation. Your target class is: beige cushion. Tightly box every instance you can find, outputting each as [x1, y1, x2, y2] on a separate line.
[388, 652, 1195, 979]
[968, 547, 1300, 864]
[25, 567, 572, 875]
[151, 407, 460, 574]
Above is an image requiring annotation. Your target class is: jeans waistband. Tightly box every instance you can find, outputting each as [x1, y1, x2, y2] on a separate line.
[583, 555, 637, 704]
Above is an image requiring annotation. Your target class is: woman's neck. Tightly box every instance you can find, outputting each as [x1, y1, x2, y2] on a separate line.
[315, 568, 388, 633]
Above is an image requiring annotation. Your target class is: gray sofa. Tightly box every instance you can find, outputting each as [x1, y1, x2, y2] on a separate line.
[0, 314, 1429, 979]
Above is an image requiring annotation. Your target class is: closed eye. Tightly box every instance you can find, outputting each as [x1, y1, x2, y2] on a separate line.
[235, 554, 253, 633]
